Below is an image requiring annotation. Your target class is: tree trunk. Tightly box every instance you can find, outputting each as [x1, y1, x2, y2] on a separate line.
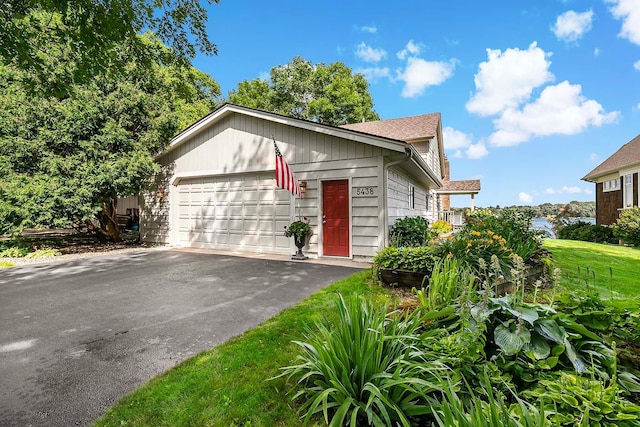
[94, 199, 121, 242]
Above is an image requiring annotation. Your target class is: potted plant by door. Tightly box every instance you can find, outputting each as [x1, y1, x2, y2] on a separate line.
[284, 217, 313, 260]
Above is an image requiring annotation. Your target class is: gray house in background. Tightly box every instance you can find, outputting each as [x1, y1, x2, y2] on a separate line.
[583, 134, 640, 225]
[139, 104, 479, 261]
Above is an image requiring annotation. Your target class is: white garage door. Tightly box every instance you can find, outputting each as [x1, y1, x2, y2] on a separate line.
[176, 173, 291, 253]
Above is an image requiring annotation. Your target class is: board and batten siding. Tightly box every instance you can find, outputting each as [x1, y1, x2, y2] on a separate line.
[141, 111, 393, 260]
[140, 163, 174, 244]
[387, 167, 432, 226]
[295, 157, 386, 260]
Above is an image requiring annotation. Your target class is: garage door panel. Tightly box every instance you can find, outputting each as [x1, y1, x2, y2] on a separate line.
[177, 174, 291, 254]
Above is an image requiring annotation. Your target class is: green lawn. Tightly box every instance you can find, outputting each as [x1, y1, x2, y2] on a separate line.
[543, 239, 640, 302]
[94, 240, 639, 426]
[93, 270, 392, 427]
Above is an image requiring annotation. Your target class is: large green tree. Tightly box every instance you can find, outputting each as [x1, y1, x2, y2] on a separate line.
[0, 35, 221, 241]
[228, 56, 380, 126]
[0, 0, 218, 97]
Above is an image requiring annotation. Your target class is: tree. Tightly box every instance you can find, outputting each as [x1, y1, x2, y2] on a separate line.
[0, 0, 218, 97]
[0, 36, 221, 241]
[228, 56, 380, 126]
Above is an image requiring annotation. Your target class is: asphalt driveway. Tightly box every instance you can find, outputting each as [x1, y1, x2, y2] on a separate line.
[0, 249, 363, 427]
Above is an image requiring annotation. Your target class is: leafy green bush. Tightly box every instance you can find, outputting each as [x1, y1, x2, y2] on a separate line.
[372, 246, 438, 278]
[414, 258, 476, 311]
[464, 207, 542, 262]
[389, 216, 431, 247]
[279, 295, 449, 426]
[557, 221, 617, 244]
[614, 207, 640, 246]
[430, 220, 452, 237]
[0, 246, 30, 258]
[433, 373, 549, 427]
[433, 230, 514, 280]
[522, 371, 640, 426]
[25, 248, 61, 258]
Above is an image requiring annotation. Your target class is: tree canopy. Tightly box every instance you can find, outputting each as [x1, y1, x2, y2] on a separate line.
[228, 56, 380, 126]
[0, 0, 218, 97]
[0, 35, 221, 241]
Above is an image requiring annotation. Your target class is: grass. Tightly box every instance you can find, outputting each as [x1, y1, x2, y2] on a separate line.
[93, 270, 392, 427]
[0, 261, 14, 268]
[543, 239, 640, 303]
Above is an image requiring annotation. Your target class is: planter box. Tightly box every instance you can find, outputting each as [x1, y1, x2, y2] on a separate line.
[379, 268, 429, 288]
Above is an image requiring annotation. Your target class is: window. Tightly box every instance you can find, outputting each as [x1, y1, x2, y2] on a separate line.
[409, 185, 415, 209]
[425, 193, 430, 211]
[624, 174, 633, 207]
[603, 178, 620, 192]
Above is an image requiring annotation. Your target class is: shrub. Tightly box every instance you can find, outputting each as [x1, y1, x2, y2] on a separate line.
[25, 248, 61, 258]
[430, 220, 452, 237]
[464, 207, 542, 262]
[279, 295, 449, 426]
[372, 246, 439, 278]
[432, 230, 514, 280]
[413, 258, 476, 311]
[557, 221, 617, 244]
[613, 207, 640, 246]
[0, 246, 30, 258]
[389, 216, 431, 247]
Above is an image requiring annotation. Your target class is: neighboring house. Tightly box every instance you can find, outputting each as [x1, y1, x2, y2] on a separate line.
[140, 103, 480, 261]
[582, 134, 640, 225]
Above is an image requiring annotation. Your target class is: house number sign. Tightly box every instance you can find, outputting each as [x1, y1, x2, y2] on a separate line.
[354, 186, 376, 197]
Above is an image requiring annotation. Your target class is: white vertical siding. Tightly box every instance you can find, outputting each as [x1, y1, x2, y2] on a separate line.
[387, 167, 432, 227]
[143, 112, 394, 260]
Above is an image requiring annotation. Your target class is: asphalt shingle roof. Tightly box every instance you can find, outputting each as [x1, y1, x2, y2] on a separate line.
[340, 113, 440, 141]
[583, 134, 640, 181]
[438, 180, 481, 193]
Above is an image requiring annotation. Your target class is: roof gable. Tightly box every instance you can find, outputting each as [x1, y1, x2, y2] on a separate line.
[583, 134, 640, 181]
[166, 103, 408, 156]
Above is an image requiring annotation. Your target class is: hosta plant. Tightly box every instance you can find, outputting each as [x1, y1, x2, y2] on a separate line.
[522, 371, 640, 426]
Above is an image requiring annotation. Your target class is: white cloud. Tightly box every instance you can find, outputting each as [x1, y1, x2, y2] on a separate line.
[589, 153, 599, 162]
[397, 57, 455, 98]
[452, 150, 463, 158]
[443, 126, 473, 150]
[607, 0, 640, 45]
[355, 43, 387, 63]
[634, 60, 640, 70]
[466, 42, 554, 117]
[519, 192, 533, 203]
[356, 67, 391, 82]
[466, 142, 489, 159]
[360, 25, 377, 33]
[489, 81, 620, 146]
[594, 48, 601, 56]
[397, 40, 422, 60]
[552, 10, 594, 42]
[637, 102, 640, 110]
[545, 186, 593, 195]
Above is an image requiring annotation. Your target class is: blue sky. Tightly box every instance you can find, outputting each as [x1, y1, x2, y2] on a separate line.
[191, 0, 639, 208]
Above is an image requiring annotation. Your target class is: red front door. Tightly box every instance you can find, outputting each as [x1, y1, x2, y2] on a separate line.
[322, 180, 349, 257]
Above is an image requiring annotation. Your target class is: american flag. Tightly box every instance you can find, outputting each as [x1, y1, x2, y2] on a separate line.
[274, 139, 301, 198]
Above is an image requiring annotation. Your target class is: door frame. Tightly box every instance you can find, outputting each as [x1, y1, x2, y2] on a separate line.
[317, 177, 352, 259]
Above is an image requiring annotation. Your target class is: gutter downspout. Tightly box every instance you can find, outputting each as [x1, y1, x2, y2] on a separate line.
[383, 150, 412, 247]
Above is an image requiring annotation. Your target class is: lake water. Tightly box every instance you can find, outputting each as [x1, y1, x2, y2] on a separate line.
[532, 217, 595, 238]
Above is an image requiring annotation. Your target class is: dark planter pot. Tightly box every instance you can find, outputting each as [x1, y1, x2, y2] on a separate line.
[379, 268, 430, 288]
[291, 233, 309, 260]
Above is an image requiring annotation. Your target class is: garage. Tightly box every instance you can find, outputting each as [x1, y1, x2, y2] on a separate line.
[175, 173, 291, 253]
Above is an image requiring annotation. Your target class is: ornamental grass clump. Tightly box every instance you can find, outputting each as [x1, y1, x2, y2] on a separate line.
[279, 295, 451, 426]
